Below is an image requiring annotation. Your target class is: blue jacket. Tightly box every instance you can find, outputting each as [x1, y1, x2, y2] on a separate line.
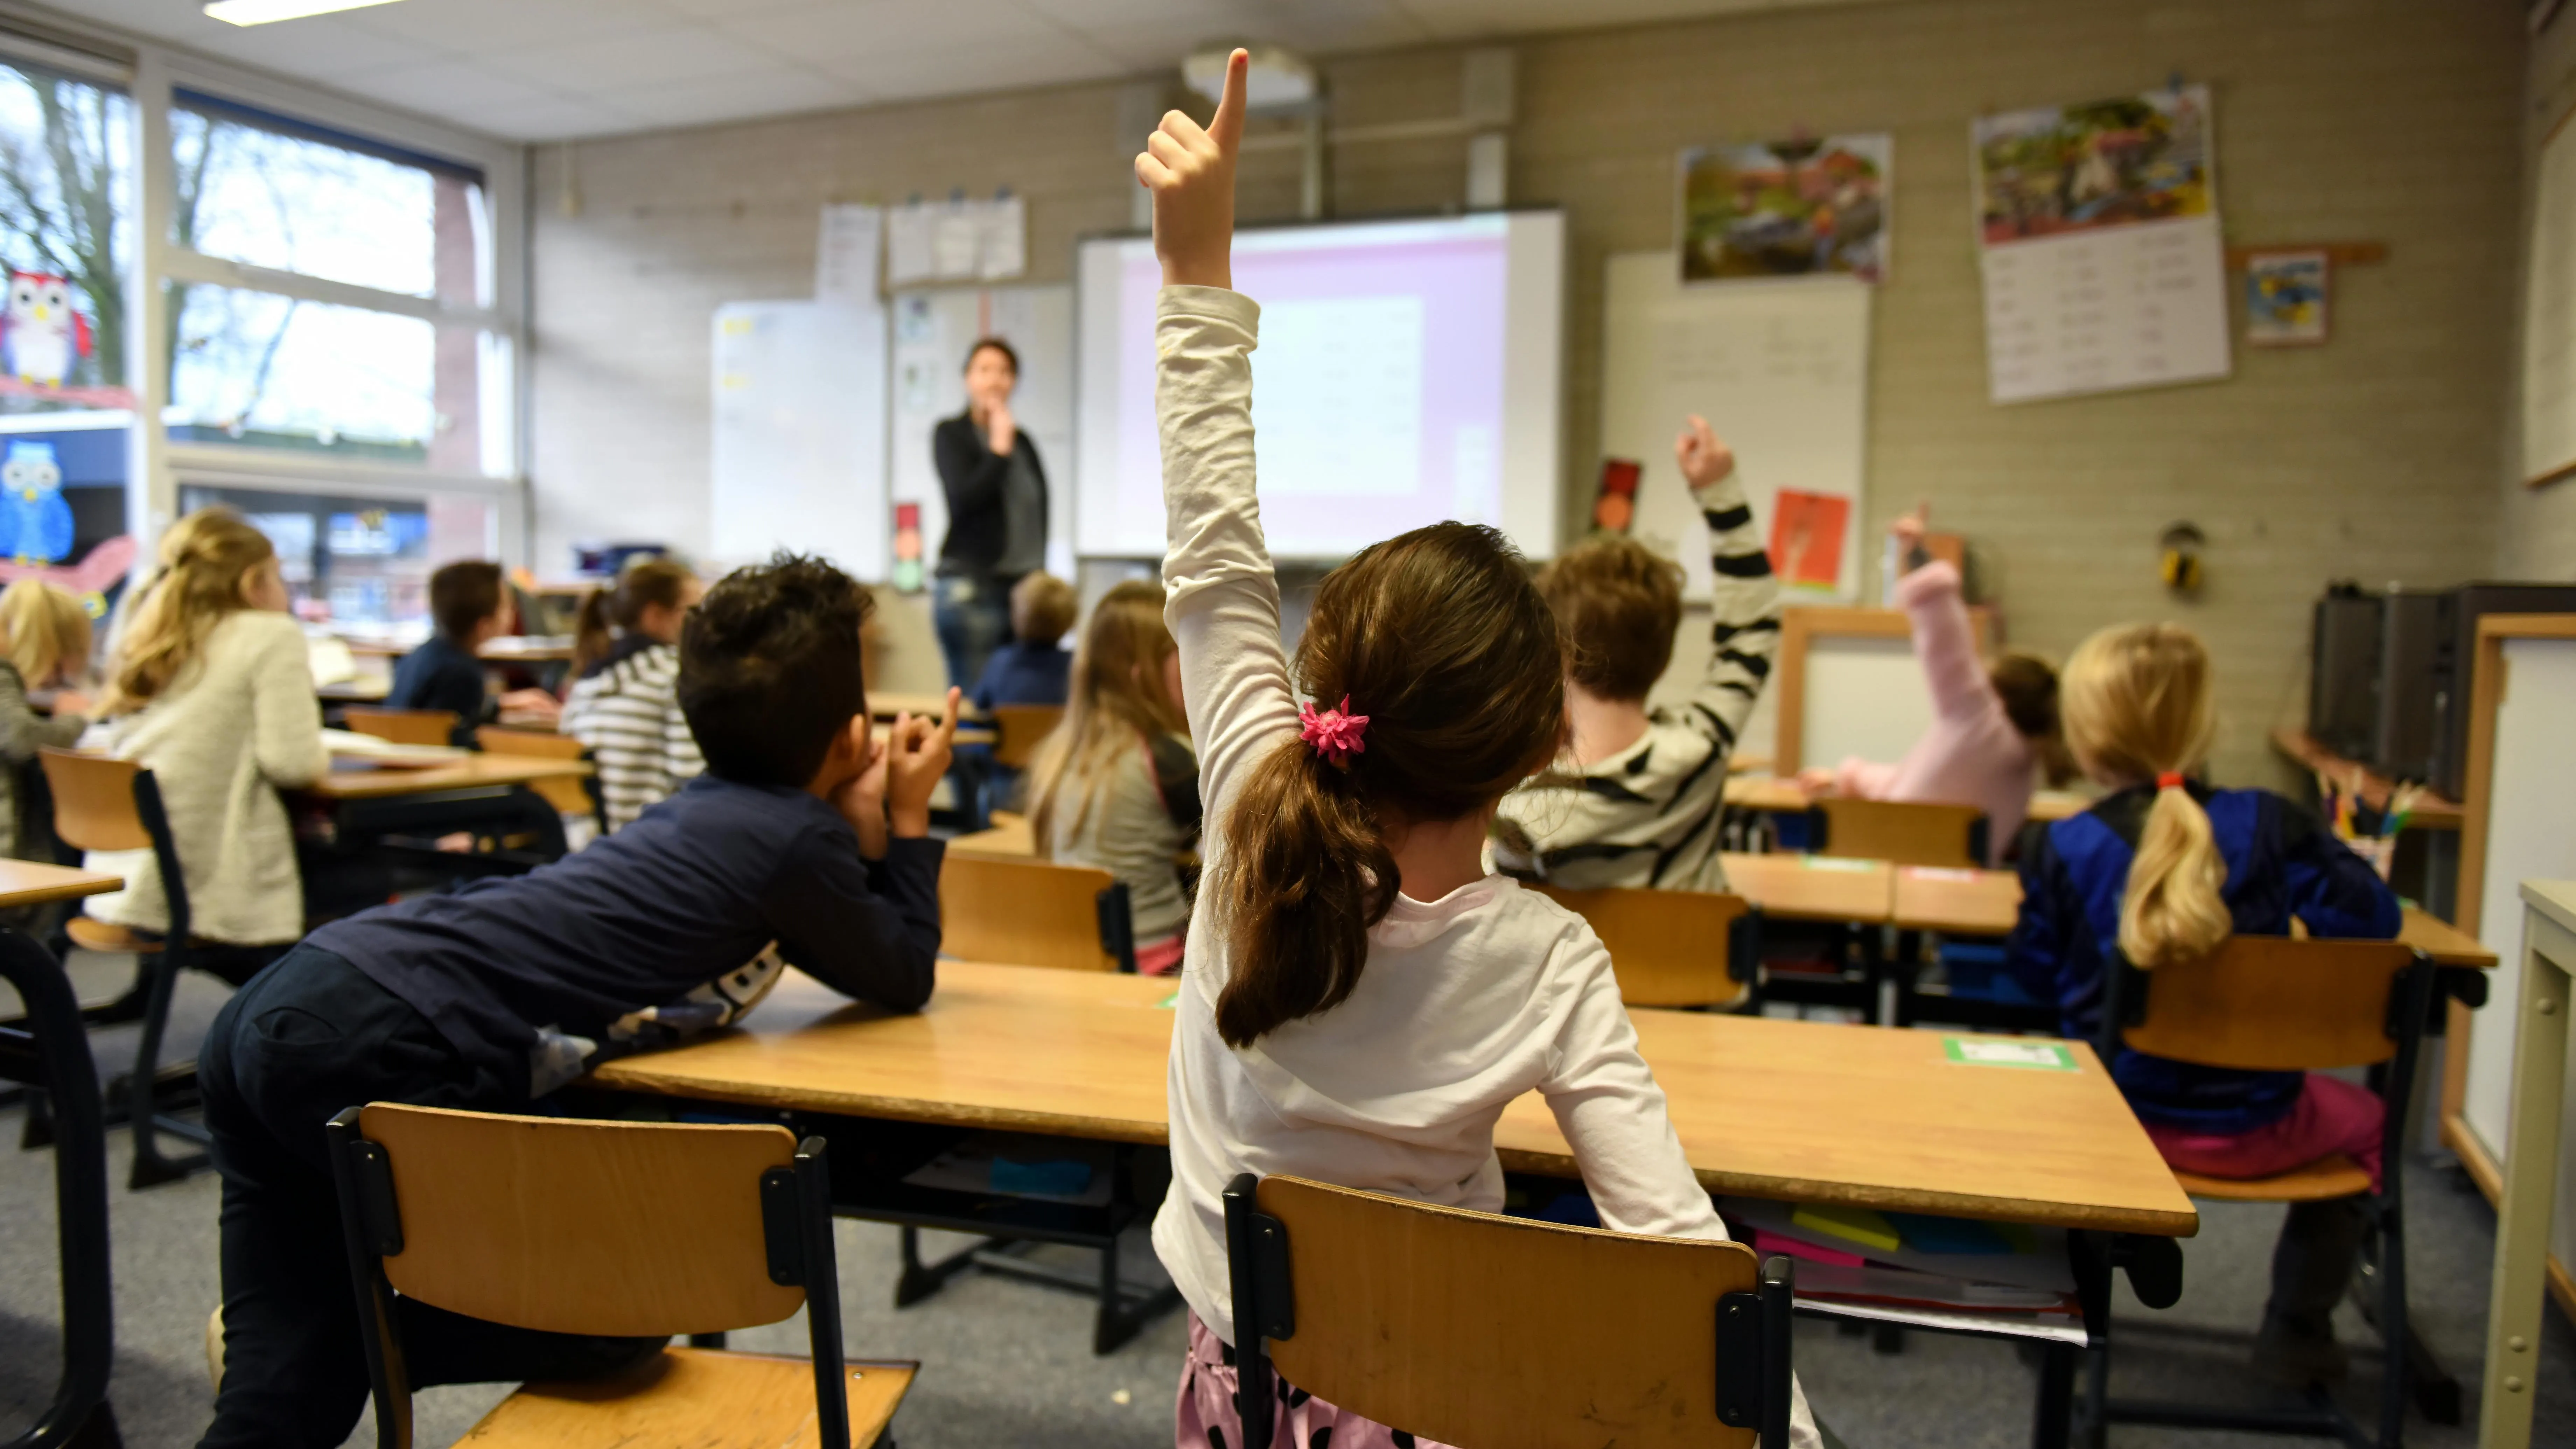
[2007, 782, 2400, 1133]
[970, 641, 1071, 712]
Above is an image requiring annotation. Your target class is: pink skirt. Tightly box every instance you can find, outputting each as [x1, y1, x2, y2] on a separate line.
[2143, 1072, 2385, 1194]
[1175, 1312, 1455, 1449]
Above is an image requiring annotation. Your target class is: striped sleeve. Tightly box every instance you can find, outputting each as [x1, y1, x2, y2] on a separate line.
[1686, 464, 1781, 751]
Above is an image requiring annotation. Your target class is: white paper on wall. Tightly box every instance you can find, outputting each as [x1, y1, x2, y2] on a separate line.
[815, 203, 883, 303]
[933, 202, 982, 280]
[981, 193, 1026, 280]
[888, 205, 936, 287]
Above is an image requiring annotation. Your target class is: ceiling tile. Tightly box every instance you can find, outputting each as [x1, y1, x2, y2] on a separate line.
[340, 59, 560, 114]
[469, 94, 644, 143]
[818, 37, 1124, 105]
[339, 0, 681, 55]
[162, 12, 450, 77]
[621, 67, 868, 130]
[720, 0, 1064, 61]
[483, 24, 789, 92]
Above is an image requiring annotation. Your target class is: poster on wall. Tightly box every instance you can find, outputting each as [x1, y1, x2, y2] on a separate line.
[1972, 85, 2232, 404]
[1679, 135, 1891, 284]
[2244, 250, 2329, 346]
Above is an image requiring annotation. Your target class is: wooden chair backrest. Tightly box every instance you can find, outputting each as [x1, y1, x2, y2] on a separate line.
[357, 1103, 804, 1338]
[1533, 883, 1750, 1008]
[1814, 796, 1986, 869]
[2118, 936, 2418, 1072]
[475, 727, 593, 816]
[38, 748, 149, 853]
[989, 704, 1064, 771]
[939, 853, 1119, 971]
[344, 707, 459, 748]
[1258, 1175, 1762, 1449]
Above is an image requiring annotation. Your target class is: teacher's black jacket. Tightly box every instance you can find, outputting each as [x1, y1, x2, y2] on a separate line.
[933, 412, 1048, 575]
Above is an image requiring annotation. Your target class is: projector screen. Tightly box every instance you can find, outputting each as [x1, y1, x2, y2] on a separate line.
[1075, 210, 1564, 561]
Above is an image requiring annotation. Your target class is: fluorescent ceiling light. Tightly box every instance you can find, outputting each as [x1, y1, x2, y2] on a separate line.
[204, 0, 407, 26]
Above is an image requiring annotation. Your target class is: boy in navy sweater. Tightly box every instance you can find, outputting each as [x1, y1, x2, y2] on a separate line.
[387, 560, 560, 743]
[197, 555, 958, 1449]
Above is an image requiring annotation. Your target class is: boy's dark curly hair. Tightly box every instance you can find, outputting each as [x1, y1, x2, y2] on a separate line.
[677, 553, 872, 787]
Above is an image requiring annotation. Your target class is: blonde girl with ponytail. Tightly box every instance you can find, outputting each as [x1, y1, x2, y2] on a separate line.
[82, 508, 332, 961]
[1135, 54, 1825, 1449]
[2008, 621, 2400, 1386]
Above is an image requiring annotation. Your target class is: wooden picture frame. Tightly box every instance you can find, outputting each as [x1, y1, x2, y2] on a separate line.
[2441, 611, 2576, 1324]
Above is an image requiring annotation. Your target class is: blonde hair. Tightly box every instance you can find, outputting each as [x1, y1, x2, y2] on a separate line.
[0, 579, 90, 691]
[2060, 622, 2230, 968]
[1028, 581, 1184, 850]
[103, 508, 277, 716]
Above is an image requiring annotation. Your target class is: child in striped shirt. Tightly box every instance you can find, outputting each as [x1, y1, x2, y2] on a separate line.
[1491, 418, 1780, 891]
[562, 557, 704, 832]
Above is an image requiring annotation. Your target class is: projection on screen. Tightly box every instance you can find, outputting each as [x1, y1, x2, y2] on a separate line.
[1075, 211, 1565, 560]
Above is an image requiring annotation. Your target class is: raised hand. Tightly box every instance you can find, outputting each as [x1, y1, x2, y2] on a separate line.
[1674, 414, 1737, 489]
[1135, 47, 1247, 289]
[986, 398, 1016, 456]
[883, 686, 962, 838]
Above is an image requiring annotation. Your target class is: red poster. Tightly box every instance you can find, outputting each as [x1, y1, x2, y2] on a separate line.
[1767, 490, 1849, 588]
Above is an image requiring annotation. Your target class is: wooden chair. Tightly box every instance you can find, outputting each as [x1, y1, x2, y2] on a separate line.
[40, 748, 212, 1188]
[478, 726, 603, 826]
[987, 705, 1063, 772]
[344, 706, 460, 747]
[937, 854, 1134, 973]
[327, 1104, 914, 1449]
[1223, 1172, 1796, 1449]
[2089, 937, 2462, 1449]
[1806, 796, 1989, 869]
[1533, 883, 1758, 1009]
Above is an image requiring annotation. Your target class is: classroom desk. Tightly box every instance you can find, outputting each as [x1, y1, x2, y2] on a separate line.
[1723, 775, 2090, 824]
[1885, 865, 2501, 969]
[318, 676, 392, 703]
[0, 862, 121, 1448]
[304, 752, 593, 800]
[2268, 727, 2464, 831]
[590, 960, 2194, 1446]
[870, 690, 989, 723]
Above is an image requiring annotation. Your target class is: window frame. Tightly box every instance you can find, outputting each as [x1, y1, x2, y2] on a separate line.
[0, 3, 528, 571]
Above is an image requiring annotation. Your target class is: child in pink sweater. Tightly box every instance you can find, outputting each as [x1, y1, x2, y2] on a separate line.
[1800, 508, 2071, 862]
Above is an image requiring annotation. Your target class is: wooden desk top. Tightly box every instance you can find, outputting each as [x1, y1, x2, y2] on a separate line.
[950, 817, 1036, 858]
[589, 961, 2196, 1237]
[2268, 728, 2463, 831]
[1888, 865, 2499, 968]
[303, 752, 595, 800]
[1723, 775, 2088, 824]
[1717, 852, 1892, 922]
[0, 860, 121, 909]
[318, 677, 392, 703]
[870, 691, 988, 723]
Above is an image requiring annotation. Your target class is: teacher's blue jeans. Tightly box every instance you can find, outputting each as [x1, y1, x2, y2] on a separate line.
[932, 571, 1014, 692]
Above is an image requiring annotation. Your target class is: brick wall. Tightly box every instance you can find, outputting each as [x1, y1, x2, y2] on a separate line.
[529, 0, 2525, 785]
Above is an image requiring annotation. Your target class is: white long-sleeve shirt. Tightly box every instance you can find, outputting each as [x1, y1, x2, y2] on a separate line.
[1145, 289, 1819, 1446]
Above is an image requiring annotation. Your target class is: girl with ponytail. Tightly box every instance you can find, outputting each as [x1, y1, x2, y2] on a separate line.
[1136, 52, 1822, 1449]
[2007, 621, 2401, 1386]
[561, 556, 704, 832]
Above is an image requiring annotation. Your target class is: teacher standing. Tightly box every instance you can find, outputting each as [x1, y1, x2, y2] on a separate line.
[931, 336, 1049, 691]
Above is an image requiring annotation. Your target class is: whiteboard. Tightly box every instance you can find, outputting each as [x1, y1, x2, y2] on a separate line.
[888, 285, 1074, 582]
[709, 299, 888, 577]
[2526, 111, 2576, 487]
[2462, 635, 2576, 1272]
[1601, 254, 1870, 601]
[1802, 637, 1935, 771]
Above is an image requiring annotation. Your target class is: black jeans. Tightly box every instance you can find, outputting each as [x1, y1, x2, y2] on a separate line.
[196, 945, 660, 1449]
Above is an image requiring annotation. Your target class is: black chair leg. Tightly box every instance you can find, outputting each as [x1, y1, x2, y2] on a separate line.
[126, 946, 208, 1189]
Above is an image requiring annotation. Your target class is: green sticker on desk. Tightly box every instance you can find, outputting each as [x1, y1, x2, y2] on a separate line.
[1158, 993, 1179, 1010]
[1944, 1037, 2077, 1071]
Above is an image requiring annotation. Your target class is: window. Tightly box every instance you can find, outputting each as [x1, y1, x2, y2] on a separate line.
[0, 57, 131, 411]
[163, 91, 511, 474]
[182, 482, 499, 631]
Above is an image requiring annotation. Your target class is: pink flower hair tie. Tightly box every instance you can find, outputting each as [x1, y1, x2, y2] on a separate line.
[1299, 695, 1370, 768]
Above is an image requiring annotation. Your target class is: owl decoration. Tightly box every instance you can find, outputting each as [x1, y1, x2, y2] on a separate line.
[0, 440, 74, 565]
[2, 271, 91, 390]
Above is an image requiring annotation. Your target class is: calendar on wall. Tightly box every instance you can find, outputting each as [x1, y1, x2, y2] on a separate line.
[1972, 85, 2232, 405]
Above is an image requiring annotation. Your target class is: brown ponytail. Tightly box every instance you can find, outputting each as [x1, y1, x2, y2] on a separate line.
[2060, 623, 2231, 968]
[1990, 650, 2077, 787]
[1211, 522, 1567, 1048]
[573, 556, 697, 676]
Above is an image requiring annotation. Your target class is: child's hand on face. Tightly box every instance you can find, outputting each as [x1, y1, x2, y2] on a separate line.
[882, 687, 961, 838]
[1135, 48, 1247, 290]
[1674, 414, 1736, 489]
[832, 722, 891, 860]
